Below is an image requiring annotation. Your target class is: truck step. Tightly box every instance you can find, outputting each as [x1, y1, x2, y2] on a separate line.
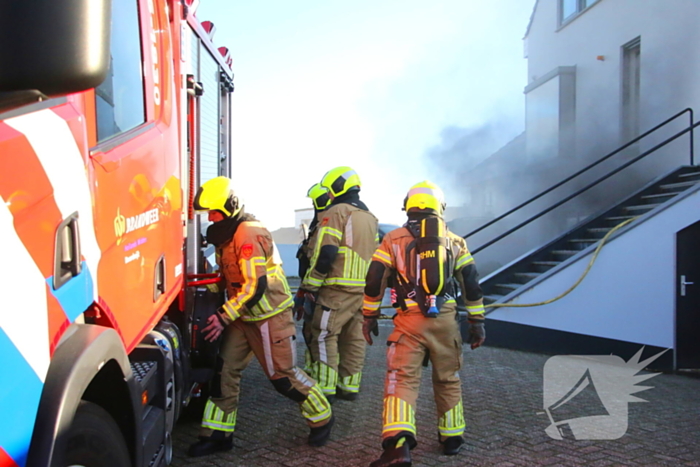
[142, 405, 166, 466]
[131, 361, 157, 391]
[148, 443, 166, 467]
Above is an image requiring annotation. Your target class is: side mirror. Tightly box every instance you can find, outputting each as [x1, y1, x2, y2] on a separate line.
[0, 0, 111, 96]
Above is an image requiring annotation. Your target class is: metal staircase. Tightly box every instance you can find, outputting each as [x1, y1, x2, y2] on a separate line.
[463, 107, 700, 308]
[481, 165, 700, 304]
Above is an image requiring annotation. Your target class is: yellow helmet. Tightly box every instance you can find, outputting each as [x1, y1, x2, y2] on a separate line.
[193, 176, 241, 217]
[321, 166, 361, 198]
[404, 180, 446, 216]
[307, 183, 331, 211]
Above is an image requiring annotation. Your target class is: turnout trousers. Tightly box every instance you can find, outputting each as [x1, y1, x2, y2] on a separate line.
[200, 309, 332, 436]
[381, 307, 465, 441]
[309, 287, 366, 397]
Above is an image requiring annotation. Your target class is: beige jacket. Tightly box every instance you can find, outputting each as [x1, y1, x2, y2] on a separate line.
[218, 220, 293, 321]
[302, 201, 378, 294]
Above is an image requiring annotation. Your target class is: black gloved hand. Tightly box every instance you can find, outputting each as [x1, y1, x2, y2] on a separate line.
[362, 317, 379, 345]
[466, 319, 485, 350]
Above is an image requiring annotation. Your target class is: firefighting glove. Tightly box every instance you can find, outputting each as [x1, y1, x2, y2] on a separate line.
[466, 319, 485, 350]
[363, 317, 379, 345]
[293, 289, 306, 321]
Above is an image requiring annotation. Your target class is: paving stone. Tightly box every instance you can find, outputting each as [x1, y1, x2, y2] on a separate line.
[171, 322, 700, 466]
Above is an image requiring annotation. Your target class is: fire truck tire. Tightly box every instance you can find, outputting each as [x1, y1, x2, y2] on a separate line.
[63, 401, 131, 467]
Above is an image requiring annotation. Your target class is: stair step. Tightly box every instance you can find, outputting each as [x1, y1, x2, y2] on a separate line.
[494, 283, 522, 291]
[483, 295, 503, 304]
[513, 272, 541, 280]
[678, 171, 700, 180]
[532, 261, 561, 267]
[641, 192, 677, 201]
[660, 181, 698, 190]
[586, 227, 612, 234]
[605, 215, 636, 222]
[568, 238, 599, 244]
[551, 250, 579, 257]
[624, 204, 661, 212]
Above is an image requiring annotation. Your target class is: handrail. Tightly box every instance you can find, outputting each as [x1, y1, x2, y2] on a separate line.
[472, 120, 700, 254]
[186, 272, 221, 288]
[464, 108, 694, 246]
[472, 122, 700, 254]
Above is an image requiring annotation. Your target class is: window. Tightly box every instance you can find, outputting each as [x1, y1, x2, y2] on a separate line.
[561, 0, 599, 23]
[562, 0, 577, 21]
[95, 0, 145, 142]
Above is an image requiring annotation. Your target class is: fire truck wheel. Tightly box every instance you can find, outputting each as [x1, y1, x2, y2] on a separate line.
[63, 401, 131, 467]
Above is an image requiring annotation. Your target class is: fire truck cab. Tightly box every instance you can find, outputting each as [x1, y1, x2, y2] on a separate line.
[0, 0, 233, 466]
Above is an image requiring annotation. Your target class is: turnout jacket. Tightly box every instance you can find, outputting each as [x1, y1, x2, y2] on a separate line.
[302, 196, 379, 294]
[363, 220, 485, 318]
[218, 220, 293, 322]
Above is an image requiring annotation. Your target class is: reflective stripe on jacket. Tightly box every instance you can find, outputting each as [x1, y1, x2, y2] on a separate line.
[218, 220, 293, 321]
[302, 202, 378, 294]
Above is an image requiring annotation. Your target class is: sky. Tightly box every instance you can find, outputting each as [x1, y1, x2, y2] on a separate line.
[194, 0, 534, 231]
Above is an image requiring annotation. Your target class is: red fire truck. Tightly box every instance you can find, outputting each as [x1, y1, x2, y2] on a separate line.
[0, 0, 233, 465]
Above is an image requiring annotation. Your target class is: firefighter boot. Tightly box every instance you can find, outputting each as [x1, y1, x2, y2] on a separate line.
[308, 415, 335, 447]
[336, 387, 359, 401]
[440, 435, 464, 456]
[187, 430, 233, 457]
[369, 432, 416, 467]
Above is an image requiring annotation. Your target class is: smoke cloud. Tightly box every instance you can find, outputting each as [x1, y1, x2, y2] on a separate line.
[426, 118, 523, 207]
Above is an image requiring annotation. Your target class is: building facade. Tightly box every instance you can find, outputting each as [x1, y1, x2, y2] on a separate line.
[464, 0, 700, 274]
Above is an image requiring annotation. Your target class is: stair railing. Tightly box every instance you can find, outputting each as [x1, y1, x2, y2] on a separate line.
[466, 108, 696, 255]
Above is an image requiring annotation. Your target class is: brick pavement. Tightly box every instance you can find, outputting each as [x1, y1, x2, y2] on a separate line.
[170, 319, 700, 467]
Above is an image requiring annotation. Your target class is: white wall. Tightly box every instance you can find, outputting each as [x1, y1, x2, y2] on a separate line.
[277, 243, 300, 278]
[295, 208, 314, 230]
[526, 0, 700, 162]
[487, 184, 700, 348]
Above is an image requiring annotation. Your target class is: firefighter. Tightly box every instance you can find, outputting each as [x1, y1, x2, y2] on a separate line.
[294, 183, 332, 370]
[299, 167, 379, 402]
[188, 176, 334, 457]
[362, 181, 486, 467]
